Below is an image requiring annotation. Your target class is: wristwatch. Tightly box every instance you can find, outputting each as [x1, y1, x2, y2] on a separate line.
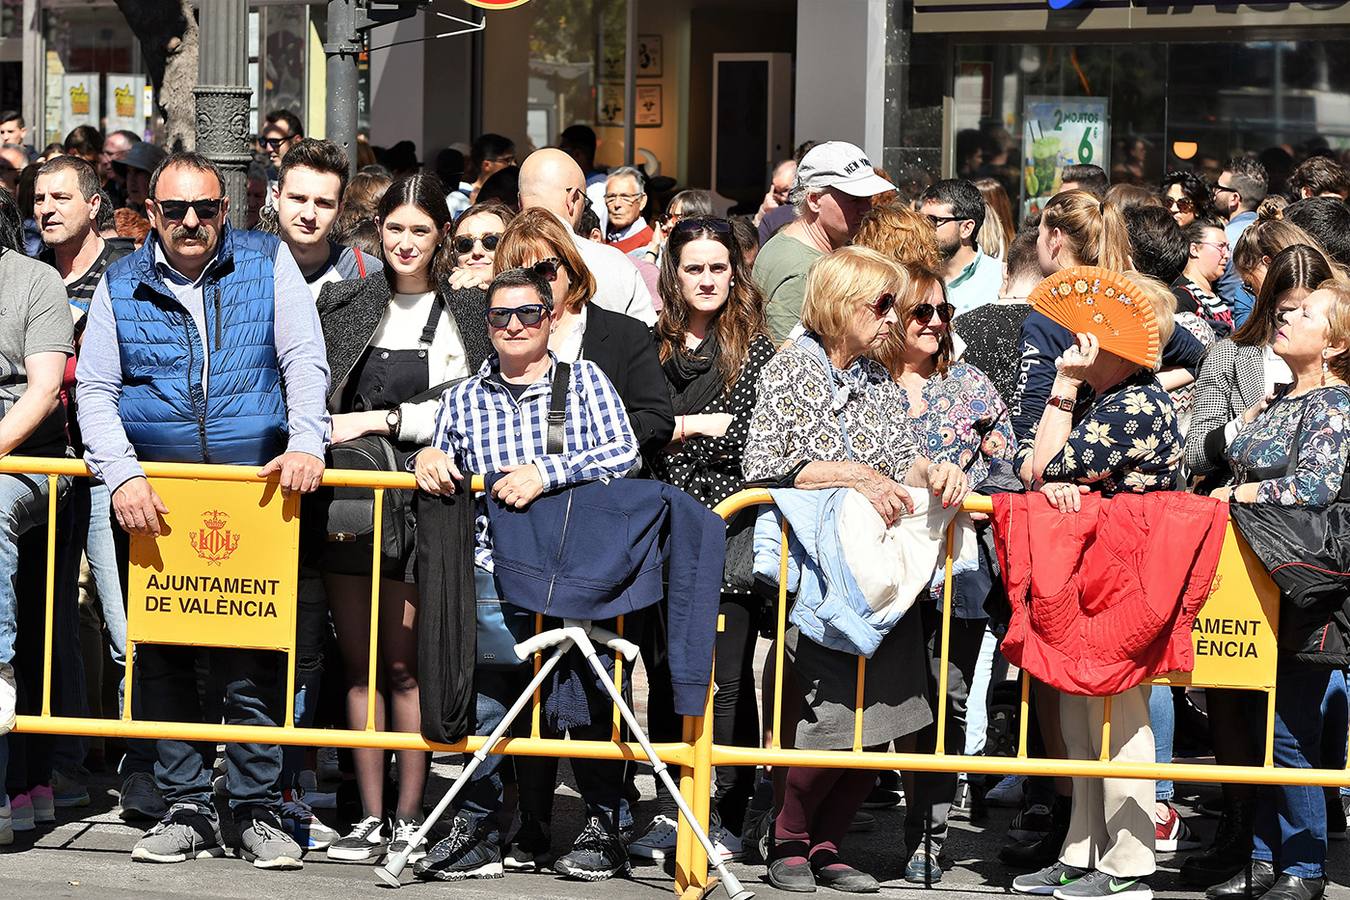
[1046, 395, 1076, 412]
[385, 407, 402, 437]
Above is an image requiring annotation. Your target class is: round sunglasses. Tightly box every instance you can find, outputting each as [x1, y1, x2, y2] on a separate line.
[911, 301, 956, 324]
[454, 233, 500, 255]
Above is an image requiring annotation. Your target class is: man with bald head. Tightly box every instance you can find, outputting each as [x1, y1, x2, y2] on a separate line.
[518, 148, 655, 325]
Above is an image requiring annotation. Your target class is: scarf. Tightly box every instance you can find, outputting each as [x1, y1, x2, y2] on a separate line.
[664, 332, 726, 415]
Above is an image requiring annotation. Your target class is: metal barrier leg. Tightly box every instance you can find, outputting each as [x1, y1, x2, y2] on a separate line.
[375, 641, 572, 887]
[570, 620, 752, 900]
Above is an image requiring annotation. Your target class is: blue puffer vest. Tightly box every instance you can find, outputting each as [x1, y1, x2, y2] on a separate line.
[105, 225, 287, 465]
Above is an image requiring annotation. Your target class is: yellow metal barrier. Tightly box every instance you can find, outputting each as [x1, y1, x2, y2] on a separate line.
[4, 455, 1346, 900]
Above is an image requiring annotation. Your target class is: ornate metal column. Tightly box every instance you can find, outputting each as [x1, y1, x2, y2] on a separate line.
[194, 0, 252, 229]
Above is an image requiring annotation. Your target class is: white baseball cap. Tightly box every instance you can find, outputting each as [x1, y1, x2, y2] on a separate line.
[795, 141, 895, 198]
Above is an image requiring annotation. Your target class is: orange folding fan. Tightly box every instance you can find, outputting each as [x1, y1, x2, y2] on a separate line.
[1028, 266, 1162, 369]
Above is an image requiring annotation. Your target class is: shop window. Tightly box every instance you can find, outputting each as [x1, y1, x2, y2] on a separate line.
[954, 40, 1350, 215]
[526, 0, 625, 153]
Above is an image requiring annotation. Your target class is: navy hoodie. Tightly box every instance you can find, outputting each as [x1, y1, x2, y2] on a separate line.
[1009, 310, 1207, 448]
[485, 477, 725, 716]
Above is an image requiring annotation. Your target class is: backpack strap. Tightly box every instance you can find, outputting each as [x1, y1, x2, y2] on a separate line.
[547, 362, 570, 455]
[420, 293, 445, 346]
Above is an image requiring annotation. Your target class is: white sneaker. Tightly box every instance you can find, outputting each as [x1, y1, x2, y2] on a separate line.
[627, 814, 678, 860]
[986, 774, 1027, 808]
[0, 795, 12, 846]
[709, 823, 743, 861]
[0, 663, 15, 735]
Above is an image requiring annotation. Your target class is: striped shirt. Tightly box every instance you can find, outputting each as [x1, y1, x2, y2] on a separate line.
[428, 352, 639, 568]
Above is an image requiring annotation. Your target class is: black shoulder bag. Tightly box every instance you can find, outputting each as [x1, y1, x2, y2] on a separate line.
[476, 363, 570, 667]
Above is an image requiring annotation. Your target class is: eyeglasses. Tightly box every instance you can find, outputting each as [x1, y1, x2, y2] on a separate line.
[672, 216, 732, 235]
[454, 233, 500, 255]
[486, 303, 551, 329]
[924, 214, 968, 227]
[260, 137, 287, 150]
[531, 258, 563, 281]
[1213, 183, 1238, 196]
[659, 211, 684, 227]
[604, 193, 643, 204]
[155, 198, 225, 221]
[1197, 240, 1230, 253]
[870, 292, 897, 317]
[911, 301, 956, 324]
[1164, 196, 1195, 214]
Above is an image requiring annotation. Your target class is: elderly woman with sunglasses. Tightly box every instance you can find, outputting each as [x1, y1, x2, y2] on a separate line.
[871, 265, 1015, 884]
[744, 246, 969, 894]
[446, 200, 516, 291]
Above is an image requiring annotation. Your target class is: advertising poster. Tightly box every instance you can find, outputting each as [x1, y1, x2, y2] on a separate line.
[1021, 96, 1109, 218]
[62, 73, 101, 133]
[105, 74, 146, 135]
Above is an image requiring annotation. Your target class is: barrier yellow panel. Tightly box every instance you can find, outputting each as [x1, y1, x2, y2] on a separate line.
[1152, 521, 1280, 691]
[125, 478, 300, 652]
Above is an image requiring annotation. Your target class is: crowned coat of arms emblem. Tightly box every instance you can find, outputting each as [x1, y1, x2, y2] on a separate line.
[190, 509, 240, 565]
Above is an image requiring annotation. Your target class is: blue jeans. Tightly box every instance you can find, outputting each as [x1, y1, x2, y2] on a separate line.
[1252, 664, 1336, 879]
[87, 482, 126, 666]
[0, 472, 55, 666]
[280, 573, 327, 786]
[1150, 685, 1175, 801]
[965, 623, 1008, 757]
[460, 568, 627, 843]
[138, 644, 285, 815]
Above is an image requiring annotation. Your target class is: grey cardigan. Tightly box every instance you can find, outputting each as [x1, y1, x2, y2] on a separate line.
[1184, 339, 1268, 476]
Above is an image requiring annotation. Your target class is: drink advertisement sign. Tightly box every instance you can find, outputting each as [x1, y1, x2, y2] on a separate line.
[1021, 96, 1109, 218]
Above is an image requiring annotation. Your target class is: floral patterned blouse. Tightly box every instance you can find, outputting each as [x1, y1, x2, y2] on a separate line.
[1227, 386, 1350, 506]
[744, 334, 920, 482]
[899, 361, 1015, 487]
[1035, 371, 1183, 494]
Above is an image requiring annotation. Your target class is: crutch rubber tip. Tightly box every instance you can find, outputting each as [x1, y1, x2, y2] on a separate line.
[373, 865, 403, 888]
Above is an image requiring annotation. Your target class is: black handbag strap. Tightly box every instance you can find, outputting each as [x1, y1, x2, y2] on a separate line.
[419, 293, 445, 346]
[548, 362, 570, 455]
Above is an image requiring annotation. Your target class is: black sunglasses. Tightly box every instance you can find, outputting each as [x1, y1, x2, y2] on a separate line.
[672, 216, 732, 235]
[260, 137, 287, 150]
[912, 301, 956, 324]
[454, 233, 500, 255]
[156, 198, 225, 222]
[531, 258, 562, 281]
[871, 292, 896, 316]
[925, 214, 968, 227]
[486, 303, 551, 329]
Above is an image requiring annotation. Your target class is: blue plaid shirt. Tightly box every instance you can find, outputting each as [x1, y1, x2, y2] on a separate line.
[427, 352, 639, 569]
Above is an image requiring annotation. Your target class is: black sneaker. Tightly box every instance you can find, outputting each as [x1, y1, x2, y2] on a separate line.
[326, 815, 386, 863]
[552, 816, 630, 881]
[119, 772, 168, 823]
[414, 816, 503, 881]
[1009, 803, 1054, 842]
[504, 813, 551, 871]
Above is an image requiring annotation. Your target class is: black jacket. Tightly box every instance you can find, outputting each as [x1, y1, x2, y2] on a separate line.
[316, 270, 492, 408]
[581, 304, 675, 464]
[415, 485, 478, 743]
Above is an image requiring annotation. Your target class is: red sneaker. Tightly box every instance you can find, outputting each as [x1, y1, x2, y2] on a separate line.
[1155, 803, 1202, 852]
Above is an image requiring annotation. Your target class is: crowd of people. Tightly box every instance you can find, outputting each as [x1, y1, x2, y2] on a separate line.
[0, 107, 1348, 900]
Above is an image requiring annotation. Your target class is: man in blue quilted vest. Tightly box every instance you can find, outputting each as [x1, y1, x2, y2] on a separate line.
[75, 151, 331, 869]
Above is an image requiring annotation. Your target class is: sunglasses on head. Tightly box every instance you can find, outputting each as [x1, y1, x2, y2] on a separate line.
[531, 258, 563, 281]
[1165, 196, 1196, 214]
[911, 301, 956, 324]
[156, 198, 224, 222]
[486, 303, 551, 329]
[454, 233, 500, 255]
[672, 216, 732, 235]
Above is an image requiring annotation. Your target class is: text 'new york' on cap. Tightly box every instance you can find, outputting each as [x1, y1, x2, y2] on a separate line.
[794, 141, 896, 198]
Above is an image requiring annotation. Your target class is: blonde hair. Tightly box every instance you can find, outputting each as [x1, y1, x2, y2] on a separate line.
[1121, 270, 1178, 365]
[872, 264, 955, 378]
[1042, 190, 1131, 271]
[493, 207, 597, 314]
[854, 204, 941, 269]
[1315, 277, 1350, 383]
[801, 246, 905, 342]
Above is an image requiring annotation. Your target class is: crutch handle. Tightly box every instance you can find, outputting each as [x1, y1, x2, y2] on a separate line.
[566, 620, 638, 661]
[513, 626, 577, 659]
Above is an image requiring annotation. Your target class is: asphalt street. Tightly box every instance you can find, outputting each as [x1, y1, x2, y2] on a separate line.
[2, 760, 1347, 900]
